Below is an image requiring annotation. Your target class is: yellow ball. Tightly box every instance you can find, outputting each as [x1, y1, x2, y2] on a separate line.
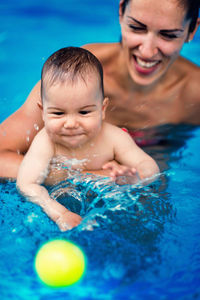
[34, 239, 86, 287]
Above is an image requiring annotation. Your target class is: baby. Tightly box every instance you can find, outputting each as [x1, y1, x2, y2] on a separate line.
[17, 47, 159, 231]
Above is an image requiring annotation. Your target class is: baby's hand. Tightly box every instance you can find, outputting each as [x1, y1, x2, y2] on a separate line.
[102, 161, 137, 179]
[102, 161, 139, 185]
[56, 211, 82, 232]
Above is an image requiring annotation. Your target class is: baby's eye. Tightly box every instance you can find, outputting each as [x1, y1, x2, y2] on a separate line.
[52, 112, 64, 116]
[79, 110, 91, 115]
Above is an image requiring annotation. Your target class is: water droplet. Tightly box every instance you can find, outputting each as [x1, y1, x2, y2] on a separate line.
[34, 123, 39, 131]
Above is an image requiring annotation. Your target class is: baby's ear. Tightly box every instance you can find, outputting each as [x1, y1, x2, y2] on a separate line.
[102, 97, 109, 119]
[37, 101, 45, 121]
[37, 101, 43, 110]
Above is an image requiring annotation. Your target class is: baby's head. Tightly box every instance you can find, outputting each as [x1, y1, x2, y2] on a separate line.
[40, 47, 108, 149]
[41, 46, 104, 101]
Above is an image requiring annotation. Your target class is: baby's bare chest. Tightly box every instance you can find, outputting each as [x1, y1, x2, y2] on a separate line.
[53, 143, 114, 171]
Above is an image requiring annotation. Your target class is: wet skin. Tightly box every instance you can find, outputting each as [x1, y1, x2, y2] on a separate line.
[0, 0, 200, 178]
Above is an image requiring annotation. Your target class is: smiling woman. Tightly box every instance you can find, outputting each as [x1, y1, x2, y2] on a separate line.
[84, 0, 200, 130]
[0, 0, 200, 178]
[120, 0, 191, 85]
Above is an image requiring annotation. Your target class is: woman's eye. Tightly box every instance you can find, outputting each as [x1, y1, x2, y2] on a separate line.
[129, 25, 145, 32]
[160, 32, 178, 40]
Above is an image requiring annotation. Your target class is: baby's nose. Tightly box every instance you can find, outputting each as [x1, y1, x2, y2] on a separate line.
[63, 115, 78, 128]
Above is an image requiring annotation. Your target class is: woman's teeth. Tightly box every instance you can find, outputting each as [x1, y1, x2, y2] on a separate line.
[136, 57, 159, 68]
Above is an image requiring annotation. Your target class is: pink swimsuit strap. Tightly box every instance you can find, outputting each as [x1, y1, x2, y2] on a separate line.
[121, 127, 160, 146]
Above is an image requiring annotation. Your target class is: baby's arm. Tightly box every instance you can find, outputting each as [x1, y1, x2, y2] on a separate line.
[111, 127, 160, 183]
[16, 129, 82, 231]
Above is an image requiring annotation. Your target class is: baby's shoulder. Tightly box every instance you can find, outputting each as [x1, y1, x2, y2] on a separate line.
[102, 122, 121, 132]
[31, 128, 54, 151]
[33, 127, 49, 141]
[102, 122, 132, 141]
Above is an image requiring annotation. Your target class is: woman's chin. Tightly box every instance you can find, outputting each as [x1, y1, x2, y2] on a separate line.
[129, 67, 163, 87]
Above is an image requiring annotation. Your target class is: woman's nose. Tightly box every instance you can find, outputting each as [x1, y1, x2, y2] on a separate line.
[138, 34, 159, 58]
[63, 115, 78, 128]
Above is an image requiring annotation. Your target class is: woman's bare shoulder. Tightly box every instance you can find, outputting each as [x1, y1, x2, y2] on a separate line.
[171, 56, 200, 97]
[178, 57, 200, 89]
[82, 43, 120, 64]
[176, 56, 200, 77]
[176, 57, 200, 123]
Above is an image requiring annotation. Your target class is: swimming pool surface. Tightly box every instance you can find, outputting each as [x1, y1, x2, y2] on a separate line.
[0, 1, 200, 299]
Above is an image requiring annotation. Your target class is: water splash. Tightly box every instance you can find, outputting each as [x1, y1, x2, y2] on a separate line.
[0, 171, 183, 299]
[47, 169, 170, 234]
[34, 123, 39, 131]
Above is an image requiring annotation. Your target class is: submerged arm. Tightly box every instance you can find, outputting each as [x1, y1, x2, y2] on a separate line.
[16, 130, 82, 231]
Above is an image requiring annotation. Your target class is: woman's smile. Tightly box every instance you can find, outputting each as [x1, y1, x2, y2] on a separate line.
[133, 55, 161, 75]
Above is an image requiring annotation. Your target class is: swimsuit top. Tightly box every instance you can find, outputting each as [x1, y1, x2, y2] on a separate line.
[122, 124, 197, 147]
[121, 128, 161, 146]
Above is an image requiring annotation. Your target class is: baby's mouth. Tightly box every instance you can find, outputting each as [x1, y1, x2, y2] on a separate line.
[62, 130, 84, 136]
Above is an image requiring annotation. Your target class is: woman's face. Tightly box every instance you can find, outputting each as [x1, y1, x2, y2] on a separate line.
[119, 0, 191, 86]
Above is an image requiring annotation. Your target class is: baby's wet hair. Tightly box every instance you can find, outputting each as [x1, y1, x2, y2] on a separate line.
[41, 46, 104, 99]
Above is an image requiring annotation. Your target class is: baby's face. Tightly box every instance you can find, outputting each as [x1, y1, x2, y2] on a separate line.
[42, 74, 107, 149]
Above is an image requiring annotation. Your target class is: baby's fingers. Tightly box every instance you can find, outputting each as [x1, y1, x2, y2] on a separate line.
[56, 218, 73, 232]
[56, 214, 82, 231]
[130, 168, 137, 175]
[102, 161, 118, 170]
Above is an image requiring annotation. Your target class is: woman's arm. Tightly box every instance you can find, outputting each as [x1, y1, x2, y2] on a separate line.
[0, 81, 44, 178]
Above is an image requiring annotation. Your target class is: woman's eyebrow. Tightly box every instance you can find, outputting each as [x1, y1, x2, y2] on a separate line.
[127, 16, 146, 27]
[127, 16, 184, 33]
[160, 29, 184, 33]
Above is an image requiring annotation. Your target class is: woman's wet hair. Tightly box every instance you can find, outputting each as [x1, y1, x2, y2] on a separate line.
[120, 0, 199, 33]
[41, 47, 104, 99]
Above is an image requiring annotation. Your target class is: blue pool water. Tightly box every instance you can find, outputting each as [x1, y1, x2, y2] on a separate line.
[0, 1, 200, 299]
